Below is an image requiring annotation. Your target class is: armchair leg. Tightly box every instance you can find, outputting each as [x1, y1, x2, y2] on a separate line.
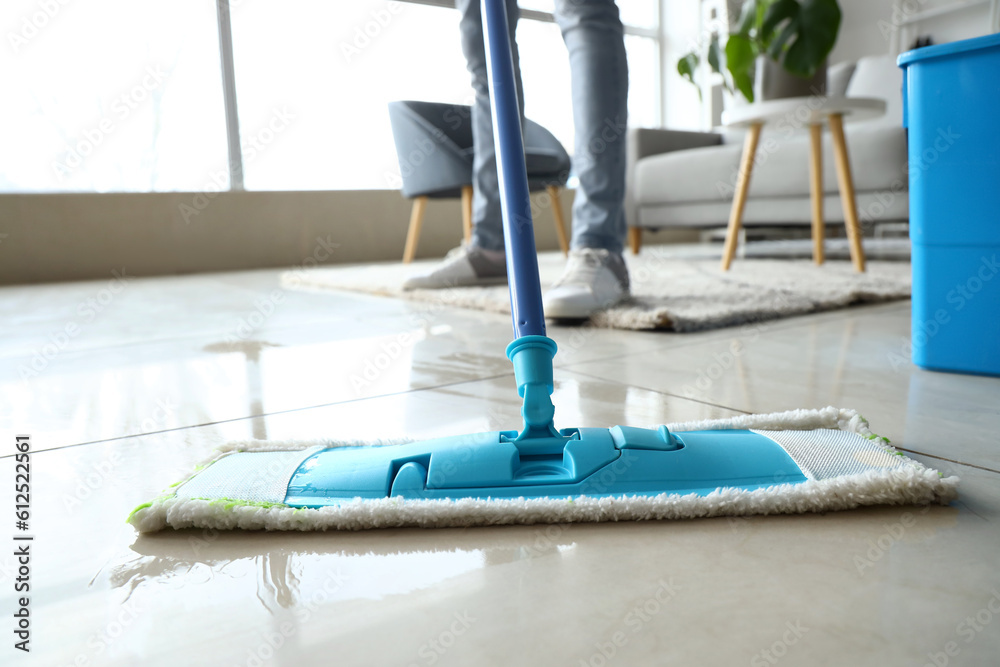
[628, 227, 642, 255]
[402, 196, 428, 263]
[547, 185, 570, 256]
[460, 185, 473, 246]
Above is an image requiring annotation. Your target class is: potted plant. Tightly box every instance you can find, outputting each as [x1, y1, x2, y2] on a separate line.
[678, 0, 842, 104]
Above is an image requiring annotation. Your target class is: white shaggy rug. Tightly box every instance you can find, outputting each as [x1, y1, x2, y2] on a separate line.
[283, 249, 910, 332]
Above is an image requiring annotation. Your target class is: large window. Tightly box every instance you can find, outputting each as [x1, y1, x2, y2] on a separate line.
[0, 0, 229, 192]
[1, 0, 661, 193]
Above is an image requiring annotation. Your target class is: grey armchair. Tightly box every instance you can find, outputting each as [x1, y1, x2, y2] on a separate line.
[388, 100, 572, 262]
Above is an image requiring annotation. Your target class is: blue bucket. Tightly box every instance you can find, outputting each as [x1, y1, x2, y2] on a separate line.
[898, 33, 1000, 376]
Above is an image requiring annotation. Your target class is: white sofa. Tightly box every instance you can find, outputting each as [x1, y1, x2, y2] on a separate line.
[626, 55, 908, 245]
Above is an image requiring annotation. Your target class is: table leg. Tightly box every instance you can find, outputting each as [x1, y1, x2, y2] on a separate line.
[721, 122, 762, 271]
[809, 123, 825, 265]
[828, 113, 867, 272]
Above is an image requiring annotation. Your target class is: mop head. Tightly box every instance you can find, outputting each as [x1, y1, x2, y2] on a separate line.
[129, 407, 958, 532]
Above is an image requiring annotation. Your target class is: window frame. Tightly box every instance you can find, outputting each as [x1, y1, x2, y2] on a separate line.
[213, 0, 662, 192]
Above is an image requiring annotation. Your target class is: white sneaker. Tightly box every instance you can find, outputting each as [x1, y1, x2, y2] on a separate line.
[402, 243, 508, 290]
[543, 248, 630, 318]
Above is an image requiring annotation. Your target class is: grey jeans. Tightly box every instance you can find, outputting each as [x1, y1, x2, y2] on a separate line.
[456, 0, 628, 253]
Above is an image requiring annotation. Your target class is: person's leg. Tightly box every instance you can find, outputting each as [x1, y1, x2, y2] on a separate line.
[553, 0, 628, 253]
[457, 0, 523, 252]
[542, 0, 629, 316]
[403, 0, 522, 290]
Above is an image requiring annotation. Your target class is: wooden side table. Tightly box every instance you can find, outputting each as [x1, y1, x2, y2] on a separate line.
[719, 96, 886, 272]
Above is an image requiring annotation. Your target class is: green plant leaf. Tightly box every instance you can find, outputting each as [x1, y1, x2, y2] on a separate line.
[677, 51, 698, 83]
[708, 34, 734, 95]
[755, 0, 772, 40]
[736, 0, 759, 36]
[677, 51, 702, 100]
[725, 34, 756, 102]
[762, 0, 842, 78]
[761, 0, 798, 37]
[767, 21, 797, 60]
[708, 34, 723, 74]
[785, 0, 841, 77]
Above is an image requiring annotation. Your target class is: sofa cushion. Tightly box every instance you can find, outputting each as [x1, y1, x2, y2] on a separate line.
[846, 54, 903, 127]
[827, 61, 857, 97]
[635, 142, 743, 204]
[635, 123, 907, 205]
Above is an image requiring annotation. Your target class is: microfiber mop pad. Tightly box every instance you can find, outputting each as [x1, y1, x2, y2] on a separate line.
[128, 407, 958, 533]
[128, 3, 957, 534]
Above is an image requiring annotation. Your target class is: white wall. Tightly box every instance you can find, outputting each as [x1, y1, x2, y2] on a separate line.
[657, 0, 996, 130]
[831, 0, 997, 64]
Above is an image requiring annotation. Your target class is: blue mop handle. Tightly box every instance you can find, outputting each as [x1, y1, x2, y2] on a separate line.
[481, 0, 546, 339]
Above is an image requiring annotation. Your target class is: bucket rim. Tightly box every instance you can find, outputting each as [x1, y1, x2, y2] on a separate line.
[897, 32, 1000, 68]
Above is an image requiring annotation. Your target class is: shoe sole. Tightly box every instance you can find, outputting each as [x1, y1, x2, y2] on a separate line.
[544, 293, 629, 319]
[543, 302, 597, 319]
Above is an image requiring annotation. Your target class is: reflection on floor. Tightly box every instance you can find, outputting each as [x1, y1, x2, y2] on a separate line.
[1, 265, 997, 667]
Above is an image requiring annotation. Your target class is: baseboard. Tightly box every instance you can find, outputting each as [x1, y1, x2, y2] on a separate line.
[0, 188, 576, 285]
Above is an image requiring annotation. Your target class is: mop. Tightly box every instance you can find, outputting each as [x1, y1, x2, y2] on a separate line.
[128, 0, 957, 533]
